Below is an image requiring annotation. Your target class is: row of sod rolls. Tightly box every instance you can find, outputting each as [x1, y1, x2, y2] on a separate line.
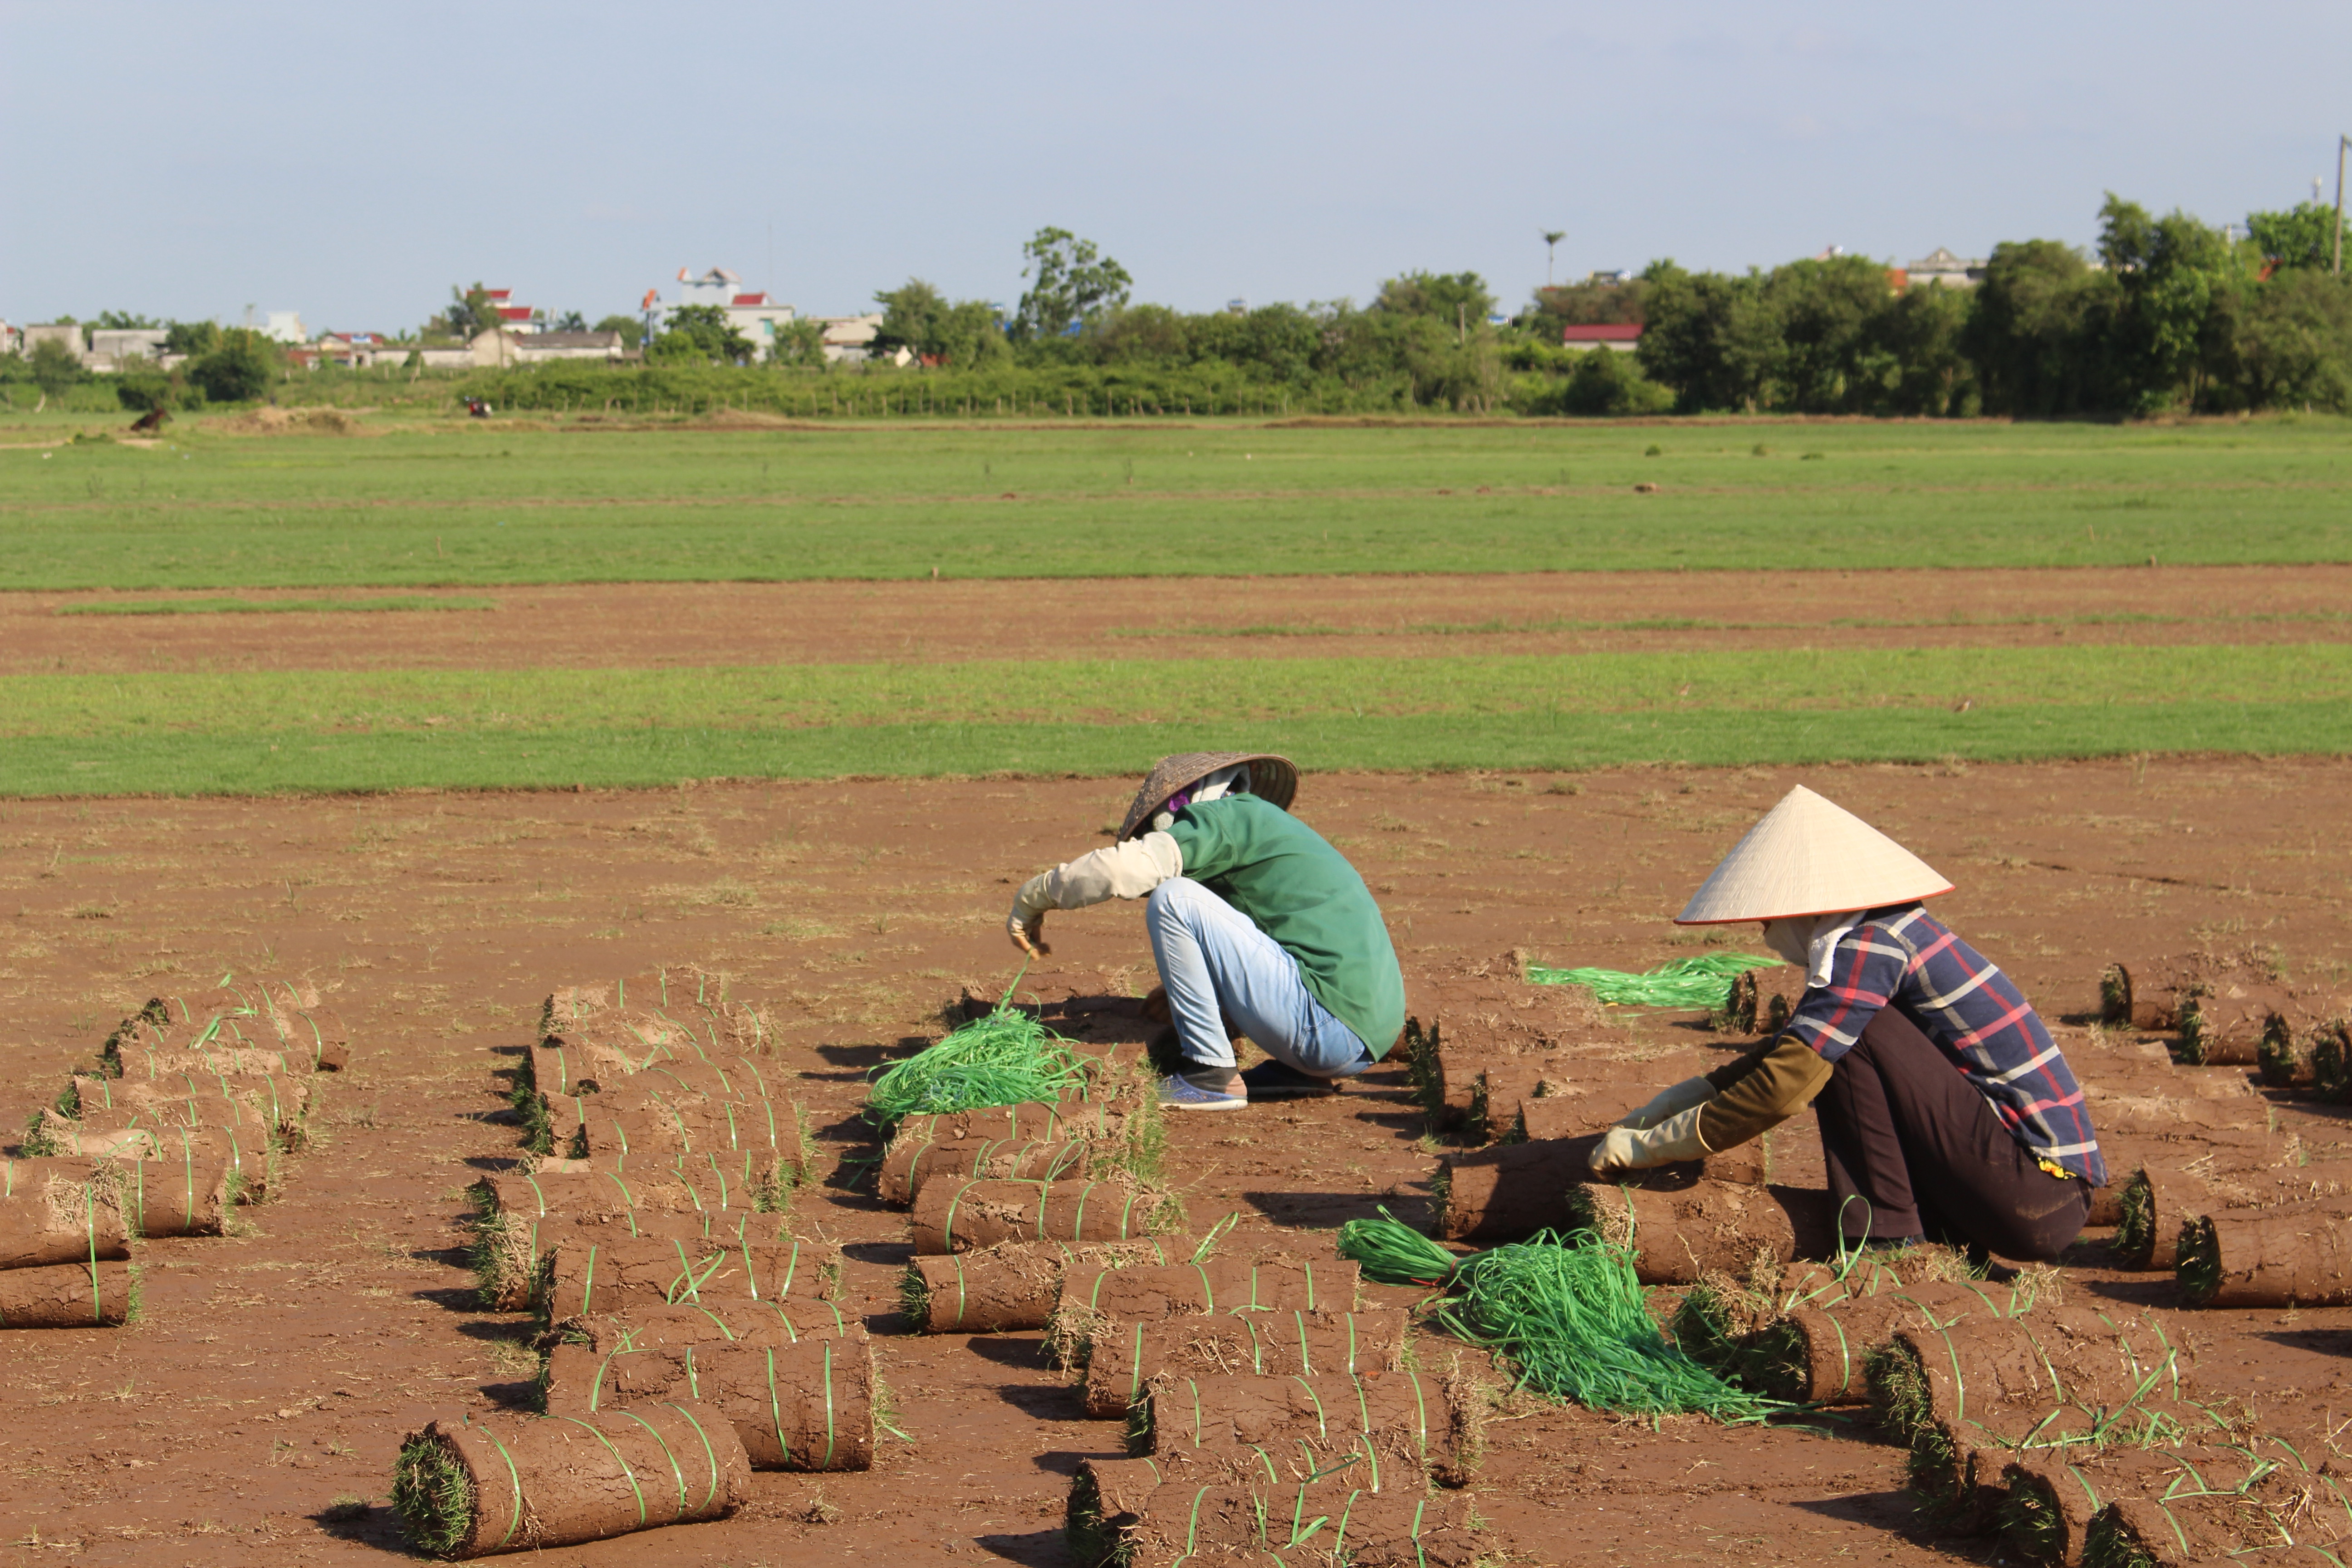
[0, 978, 339, 1328]
[407, 966, 879, 1560]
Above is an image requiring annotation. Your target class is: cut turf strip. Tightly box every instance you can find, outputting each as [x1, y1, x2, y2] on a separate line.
[1067, 1454, 1478, 1568]
[393, 1401, 749, 1558]
[908, 1176, 1186, 1255]
[543, 1338, 877, 1471]
[1135, 1367, 1483, 1489]
[899, 1237, 1194, 1334]
[1082, 1309, 1409, 1419]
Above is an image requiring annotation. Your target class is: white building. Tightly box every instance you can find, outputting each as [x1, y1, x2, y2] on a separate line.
[647, 267, 798, 360]
[1906, 248, 1985, 288]
[513, 331, 628, 364]
[88, 327, 170, 370]
[262, 310, 308, 343]
[813, 313, 883, 364]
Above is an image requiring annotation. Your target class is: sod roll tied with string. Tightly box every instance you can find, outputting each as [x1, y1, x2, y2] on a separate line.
[1049, 1251, 1352, 1370]
[1989, 1434, 2329, 1568]
[3, 1154, 228, 1241]
[557, 1298, 856, 1354]
[1067, 1454, 1479, 1568]
[0, 1166, 131, 1268]
[393, 1401, 749, 1559]
[540, 1235, 840, 1324]
[1866, 1307, 2195, 1513]
[2071, 1437, 2352, 1567]
[1136, 1365, 1484, 1490]
[901, 1235, 1196, 1334]
[910, 1176, 1183, 1256]
[1738, 1276, 2040, 1405]
[0, 1261, 137, 1328]
[879, 1137, 1108, 1207]
[1083, 1308, 1409, 1419]
[543, 1336, 877, 1471]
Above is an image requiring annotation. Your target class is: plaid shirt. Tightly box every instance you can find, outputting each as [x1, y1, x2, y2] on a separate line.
[1785, 905, 2105, 1186]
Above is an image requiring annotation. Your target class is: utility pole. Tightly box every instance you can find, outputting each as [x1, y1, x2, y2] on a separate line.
[2337, 134, 2349, 275]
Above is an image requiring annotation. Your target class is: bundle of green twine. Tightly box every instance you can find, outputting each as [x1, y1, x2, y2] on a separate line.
[1336, 1210, 1781, 1421]
[1526, 952, 1781, 1009]
[864, 979, 1090, 1127]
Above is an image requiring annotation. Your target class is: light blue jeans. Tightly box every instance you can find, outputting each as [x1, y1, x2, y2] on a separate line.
[1144, 877, 1374, 1078]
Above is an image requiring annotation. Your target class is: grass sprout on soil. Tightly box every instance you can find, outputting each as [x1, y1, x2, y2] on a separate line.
[391, 1433, 473, 1559]
[863, 998, 1089, 1127]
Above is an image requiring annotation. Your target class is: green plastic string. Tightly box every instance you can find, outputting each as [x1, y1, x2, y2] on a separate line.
[1525, 952, 1781, 1009]
[1339, 1211, 1780, 1421]
[862, 983, 1090, 1127]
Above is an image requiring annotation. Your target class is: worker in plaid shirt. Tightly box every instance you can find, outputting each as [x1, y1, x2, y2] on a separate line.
[1592, 786, 2100, 1264]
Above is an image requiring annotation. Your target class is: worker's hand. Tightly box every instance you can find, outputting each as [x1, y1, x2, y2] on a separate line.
[1617, 1076, 1715, 1132]
[1006, 874, 1054, 958]
[1587, 1106, 1710, 1176]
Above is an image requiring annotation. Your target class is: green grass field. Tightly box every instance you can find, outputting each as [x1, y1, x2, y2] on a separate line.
[3, 416, 2349, 588]
[5, 413, 2349, 794]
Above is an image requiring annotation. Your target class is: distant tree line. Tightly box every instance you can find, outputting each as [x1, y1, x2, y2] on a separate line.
[13, 198, 2351, 419]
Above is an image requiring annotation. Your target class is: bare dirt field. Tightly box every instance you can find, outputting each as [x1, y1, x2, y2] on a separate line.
[10, 563, 2351, 675]
[1, 757, 2348, 1565]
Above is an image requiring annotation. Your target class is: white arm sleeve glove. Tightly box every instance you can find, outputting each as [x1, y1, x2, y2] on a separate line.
[1616, 1076, 1716, 1132]
[1007, 832, 1183, 941]
[1588, 1104, 1710, 1176]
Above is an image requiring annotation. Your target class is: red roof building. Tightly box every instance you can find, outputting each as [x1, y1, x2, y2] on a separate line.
[1561, 323, 1642, 352]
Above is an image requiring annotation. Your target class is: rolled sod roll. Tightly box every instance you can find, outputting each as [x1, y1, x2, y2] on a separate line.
[77, 1070, 311, 1139]
[553, 1094, 804, 1171]
[2115, 1163, 2214, 1269]
[0, 1261, 136, 1327]
[2178, 1204, 2352, 1307]
[892, 1096, 1137, 1149]
[474, 1200, 795, 1313]
[0, 1170, 131, 1268]
[2177, 986, 2295, 1068]
[1083, 1309, 1408, 1419]
[557, 1298, 857, 1353]
[393, 1401, 749, 1558]
[542, 1236, 841, 1323]
[901, 1237, 1190, 1333]
[1051, 1255, 1357, 1365]
[542, 1338, 875, 1471]
[63, 1123, 270, 1205]
[1868, 1308, 2192, 1494]
[909, 1177, 1183, 1256]
[1567, 1181, 1831, 1287]
[104, 1008, 350, 1077]
[1436, 1139, 1587, 1244]
[1992, 1440, 2291, 1568]
[480, 1167, 739, 1221]
[1139, 1368, 1477, 1486]
[2096, 962, 2177, 1034]
[1740, 1279, 2035, 1404]
[1726, 965, 1806, 1036]
[1518, 1096, 1767, 1186]
[878, 1133, 1100, 1206]
[525, 1034, 630, 1098]
[1470, 1063, 1545, 1145]
[1067, 1456, 1477, 1568]
[2074, 1446, 2352, 1568]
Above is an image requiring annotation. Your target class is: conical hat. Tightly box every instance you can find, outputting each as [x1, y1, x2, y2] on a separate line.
[1674, 785, 1952, 925]
[1117, 752, 1298, 841]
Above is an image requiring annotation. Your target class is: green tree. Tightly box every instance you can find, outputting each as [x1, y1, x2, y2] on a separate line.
[648, 304, 756, 364]
[769, 317, 827, 366]
[593, 314, 646, 350]
[1013, 228, 1132, 341]
[1635, 262, 1782, 412]
[2245, 202, 2349, 270]
[2223, 267, 2352, 410]
[1963, 239, 2121, 415]
[429, 282, 502, 342]
[187, 328, 279, 402]
[1763, 255, 1898, 411]
[27, 338, 84, 397]
[1520, 276, 1647, 335]
[1373, 271, 1496, 331]
[164, 320, 221, 357]
[93, 309, 159, 330]
[2098, 193, 2236, 411]
[1863, 282, 1977, 416]
[550, 309, 587, 332]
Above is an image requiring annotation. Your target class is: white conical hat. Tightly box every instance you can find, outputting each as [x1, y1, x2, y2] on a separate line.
[1674, 785, 1953, 925]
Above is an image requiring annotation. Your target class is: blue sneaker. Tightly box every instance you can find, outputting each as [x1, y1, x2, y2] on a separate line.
[1158, 1069, 1247, 1112]
[1238, 1060, 1342, 1098]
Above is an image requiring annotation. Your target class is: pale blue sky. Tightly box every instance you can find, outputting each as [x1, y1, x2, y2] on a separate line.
[5, 0, 2347, 332]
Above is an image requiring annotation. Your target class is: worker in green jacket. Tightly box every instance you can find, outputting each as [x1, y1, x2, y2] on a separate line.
[1005, 751, 1407, 1110]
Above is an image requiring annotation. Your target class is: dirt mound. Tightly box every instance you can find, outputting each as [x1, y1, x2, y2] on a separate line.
[213, 407, 368, 436]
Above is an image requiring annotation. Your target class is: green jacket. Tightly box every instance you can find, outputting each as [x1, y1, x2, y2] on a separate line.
[1167, 795, 1406, 1057]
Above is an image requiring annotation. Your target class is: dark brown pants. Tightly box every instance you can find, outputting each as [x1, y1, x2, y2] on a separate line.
[1815, 1007, 2091, 1263]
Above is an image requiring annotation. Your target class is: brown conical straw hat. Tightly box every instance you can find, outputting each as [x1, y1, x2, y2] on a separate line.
[1674, 784, 1953, 925]
[1117, 752, 1299, 841]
